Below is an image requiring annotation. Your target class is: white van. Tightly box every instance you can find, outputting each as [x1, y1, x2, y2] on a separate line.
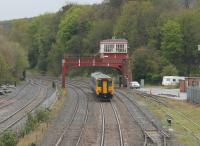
[162, 76, 185, 86]
[130, 81, 140, 89]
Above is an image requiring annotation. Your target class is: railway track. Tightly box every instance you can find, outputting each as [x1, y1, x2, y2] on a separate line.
[55, 84, 89, 146]
[70, 80, 144, 146]
[43, 80, 165, 145]
[135, 90, 200, 143]
[134, 90, 170, 108]
[55, 85, 80, 146]
[0, 81, 39, 109]
[110, 101, 124, 146]
[74, 85, 89, 146]
[0, 80, 30, 100]
[70, 81, 126, 146]
[0, 82, 48, 135]
[115, 90, 169, 146]
[100, 103, 105, 146]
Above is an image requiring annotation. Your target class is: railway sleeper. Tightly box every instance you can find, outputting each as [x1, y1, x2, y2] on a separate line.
[145, 130, 162, 145]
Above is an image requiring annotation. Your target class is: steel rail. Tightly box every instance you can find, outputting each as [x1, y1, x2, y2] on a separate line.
[66, 81, 105, 146]
[68, 80, 107, 146]
[110, 101, 124, 146]
[100, 103, 105, 146]
[0, 80, 32, 109]
[115, 90, 167, 146]
[55, 85, 80, 146]
[0, 80, 30, 99]
[136, 90, 200, 130]
[75, 85, 89, 146]
[66, 80, 169, 145]
[68, 80, 125, 145]
[0, 83, 39, 110]
[0, 87, 42, 124]
[135, 90, 200, 142]
[114, 92, 151, 146]
[0, 82, 48, 135]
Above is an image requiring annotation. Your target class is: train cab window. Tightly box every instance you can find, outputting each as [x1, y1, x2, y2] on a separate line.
[98, 80, 102, 87]
[108, 80, 112, 86]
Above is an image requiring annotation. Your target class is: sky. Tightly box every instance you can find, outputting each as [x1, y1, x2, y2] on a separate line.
[0, 0, 103, 21]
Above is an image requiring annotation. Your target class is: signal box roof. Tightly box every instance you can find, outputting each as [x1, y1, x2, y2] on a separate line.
[100, 39, 128, 44]
[91, 72, 111, 79]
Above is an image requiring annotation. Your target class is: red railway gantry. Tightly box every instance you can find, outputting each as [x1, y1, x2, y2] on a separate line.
[61, 39, 132, 88]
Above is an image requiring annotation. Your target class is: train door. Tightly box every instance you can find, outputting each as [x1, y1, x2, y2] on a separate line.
[102, 80, 108, 94]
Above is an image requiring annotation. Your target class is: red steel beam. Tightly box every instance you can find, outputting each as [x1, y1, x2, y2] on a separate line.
[62, 56, 132, 88]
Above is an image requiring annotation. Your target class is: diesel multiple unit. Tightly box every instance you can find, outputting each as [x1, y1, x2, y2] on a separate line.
[91, 72, 114, 101]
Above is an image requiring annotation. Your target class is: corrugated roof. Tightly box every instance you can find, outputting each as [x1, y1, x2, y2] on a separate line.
[91, 72, 111, 79]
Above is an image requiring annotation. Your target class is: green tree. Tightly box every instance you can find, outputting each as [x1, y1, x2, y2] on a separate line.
[27, 14, 57, 71]
[83, 19, 113, 54]
[47, 6, 94, 74]
[47, 44, 63, 75]
[0, 35, 28, 82]
[58, 6, 92, 50]
[108, 0, 123, 7]
[161, 64, 178, 76]
[10, 19, 30, 47]
[177, 10, 200, 75]
[13, 43, 28, 78]
[132, 48, 165, 83]
[114, 1, 159, 52]
[161, 20, 183, 69]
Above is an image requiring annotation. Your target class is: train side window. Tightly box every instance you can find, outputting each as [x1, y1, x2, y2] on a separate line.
[98, 80, 102, 86]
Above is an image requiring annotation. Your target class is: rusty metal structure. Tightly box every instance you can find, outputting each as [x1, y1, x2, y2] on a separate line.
[61, 39, 132, 88]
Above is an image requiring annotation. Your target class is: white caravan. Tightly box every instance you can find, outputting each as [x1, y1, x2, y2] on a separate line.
[162, 76, 185, 86]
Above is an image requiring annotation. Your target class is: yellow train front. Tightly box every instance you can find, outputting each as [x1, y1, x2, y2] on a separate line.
[91, 72, 114, 101]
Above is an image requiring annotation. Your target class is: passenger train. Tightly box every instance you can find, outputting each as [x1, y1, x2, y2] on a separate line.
[90, 72, 114, 101]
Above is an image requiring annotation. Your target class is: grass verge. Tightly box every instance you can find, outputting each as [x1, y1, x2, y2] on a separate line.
[133, 92, 200, 146]
[17, 89, 67, 146]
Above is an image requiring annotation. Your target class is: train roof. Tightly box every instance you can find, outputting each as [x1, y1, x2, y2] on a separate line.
[91, 72, 111, 79]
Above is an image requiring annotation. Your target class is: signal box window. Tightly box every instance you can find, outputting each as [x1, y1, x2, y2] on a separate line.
[116, 44, 125, 53]
[104, 44, 114, 52]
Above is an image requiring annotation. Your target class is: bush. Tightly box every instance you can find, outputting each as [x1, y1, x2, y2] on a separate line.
[19, 109, 50, 139]
[36, 108, 50, 122]
[19, 128, 26, 138]
[24, 113, 37, 134]
[0, 131, 17, 146]
[0, 109, 50, 145]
